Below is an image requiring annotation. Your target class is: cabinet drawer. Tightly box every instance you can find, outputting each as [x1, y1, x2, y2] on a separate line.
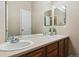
[20, 47, 45, 57]
[47, 42, 58, 53]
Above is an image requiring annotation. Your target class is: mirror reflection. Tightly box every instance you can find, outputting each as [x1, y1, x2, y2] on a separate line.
[44, 10, 52, 26]
[7, 2, 31, 37]
[44, 6, 66, 26]
[54, 6, 66, 25]
[6, 1, 40, 38]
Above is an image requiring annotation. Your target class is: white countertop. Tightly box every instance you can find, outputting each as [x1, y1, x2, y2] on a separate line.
[0, 34, 69, 57]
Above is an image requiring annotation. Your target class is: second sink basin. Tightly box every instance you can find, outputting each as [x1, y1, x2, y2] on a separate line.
[0, 40, 33, 51]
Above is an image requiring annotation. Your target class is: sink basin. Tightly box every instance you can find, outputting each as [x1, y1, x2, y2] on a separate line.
[0, 40, 33, 51]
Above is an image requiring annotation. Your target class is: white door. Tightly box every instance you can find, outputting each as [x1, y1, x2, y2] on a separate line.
[20, 9, 31, 35]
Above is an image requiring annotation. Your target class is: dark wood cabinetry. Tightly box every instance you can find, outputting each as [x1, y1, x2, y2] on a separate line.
[59, 40, 65, 57]
[20, 47, 45, 57]
[47, 42, 58, 57]
[26, 48, 45, 57]
[47, 49, 58, 57]
[64, 38, 69, 56]
[19, 38, 69, 57]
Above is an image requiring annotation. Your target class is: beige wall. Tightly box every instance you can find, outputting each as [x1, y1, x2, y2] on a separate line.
[7, 1, 32, 35]
[52, 1, 79, 55]
[32, 1, 52, 34]
[66, 1, 79, 55]
[0, 2, 5, 43]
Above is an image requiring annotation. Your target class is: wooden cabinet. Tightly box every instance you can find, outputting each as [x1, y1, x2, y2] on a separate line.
[19, 38, 69, 57]
[20, 47, 45, 57]
[59, 40, 65, 57]
[64, 38, 69, 56]
[47, 42, 58, 57]
[47, 49, 58, 57]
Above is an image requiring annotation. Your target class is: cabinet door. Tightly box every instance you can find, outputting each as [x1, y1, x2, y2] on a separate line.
[47, 49, 58, 57]
[65, 39, 69, 56]
[47, 42, 58, 57]
[59, 40, 65, 57]
[20, 47, 45, 57]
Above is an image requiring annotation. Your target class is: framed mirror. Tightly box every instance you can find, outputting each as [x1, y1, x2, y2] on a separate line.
[54, 6, 66, 26]
[44, 10, 52, 26]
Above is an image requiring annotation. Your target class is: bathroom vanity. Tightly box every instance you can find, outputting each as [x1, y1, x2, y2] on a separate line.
[0, 35, 69, 57]
[19, 37, 69, 57]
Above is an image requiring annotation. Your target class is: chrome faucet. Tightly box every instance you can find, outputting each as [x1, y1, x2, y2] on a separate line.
[9, 36, 19, 43]
[49, 27, 57, 35]
[53, 27, 57, 35]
